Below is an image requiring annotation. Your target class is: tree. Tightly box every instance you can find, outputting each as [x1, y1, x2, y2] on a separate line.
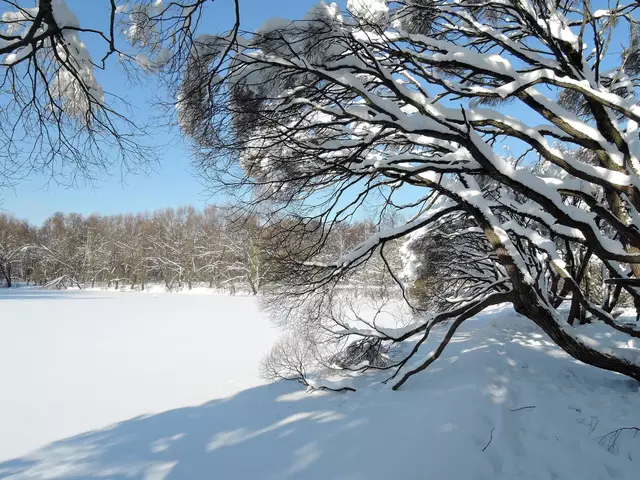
[0, 0, 233, 186]
[180, 0, 640, 387]
[0, 213, 34, 287]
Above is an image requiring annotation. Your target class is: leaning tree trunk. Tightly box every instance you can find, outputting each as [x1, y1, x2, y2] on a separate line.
[515, 284, 640, 383]
[480, 217, 640, 383]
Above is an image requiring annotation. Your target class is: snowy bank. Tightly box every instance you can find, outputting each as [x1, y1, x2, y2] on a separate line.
[0, 290, 638, 479]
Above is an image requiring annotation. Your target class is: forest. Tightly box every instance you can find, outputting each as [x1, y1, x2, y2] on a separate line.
[0, 207, 400, 293]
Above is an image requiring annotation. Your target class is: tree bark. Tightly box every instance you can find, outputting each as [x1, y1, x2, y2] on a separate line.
[515, 290, 640, 382]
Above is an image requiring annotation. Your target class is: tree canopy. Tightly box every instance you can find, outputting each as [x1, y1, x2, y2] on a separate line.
[177, 0, 640, 387]
[3, 0, 640, 388]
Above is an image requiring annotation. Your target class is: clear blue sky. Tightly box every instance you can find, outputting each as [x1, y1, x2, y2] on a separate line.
[0, 0, 320, 225]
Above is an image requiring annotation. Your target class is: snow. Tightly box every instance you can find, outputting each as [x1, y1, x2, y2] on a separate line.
[0, 289, 278, 464]
[256, 17, 292, 35]
[134, 50, 171, 71]
[347, 0, 389, 24]
[135, 53, 152, 70]
[50, 0, 81, 29]
[539, 11, 580, 52]
[1, 290, 639, 479]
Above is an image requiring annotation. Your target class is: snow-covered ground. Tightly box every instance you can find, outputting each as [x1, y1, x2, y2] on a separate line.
[0, 288, 639, 479]
[0, 289, 277, 465]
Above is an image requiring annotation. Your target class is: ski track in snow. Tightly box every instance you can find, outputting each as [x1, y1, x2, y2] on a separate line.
[0, 289, 639, 479]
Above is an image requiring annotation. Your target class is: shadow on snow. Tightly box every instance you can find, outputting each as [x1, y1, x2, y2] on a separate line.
[1, 314, 638, 479]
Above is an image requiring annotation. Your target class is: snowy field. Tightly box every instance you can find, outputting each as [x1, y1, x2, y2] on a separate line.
[1, 288, 639, 479]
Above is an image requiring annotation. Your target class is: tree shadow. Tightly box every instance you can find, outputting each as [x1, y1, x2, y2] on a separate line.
[0, 381, 417, 480]
[1, 314, 638, 480]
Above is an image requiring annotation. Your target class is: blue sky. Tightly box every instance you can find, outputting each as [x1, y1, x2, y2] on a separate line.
[1, 0, 319, 225]
[0, 1, 627, 224]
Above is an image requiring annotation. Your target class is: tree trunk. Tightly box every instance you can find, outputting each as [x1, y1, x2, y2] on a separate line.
[247, 275, 258, 295]
[567, 295, 580, 326]
[515, 291, 640, 382]
[0, 263, 12, 288]
[479, 216, 640, 383]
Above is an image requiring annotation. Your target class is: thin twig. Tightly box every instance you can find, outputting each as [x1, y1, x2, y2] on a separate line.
[482, 427, 495, 452]
[510, 405, 536, 412]
[596, 427, 640, 453]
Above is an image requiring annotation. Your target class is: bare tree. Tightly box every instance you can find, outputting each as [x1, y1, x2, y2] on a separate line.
[0, 213, 34, 286]
[179, 0, 640, 387]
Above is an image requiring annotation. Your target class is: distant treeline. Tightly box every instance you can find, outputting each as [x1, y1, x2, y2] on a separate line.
[0, 206, 399, 292]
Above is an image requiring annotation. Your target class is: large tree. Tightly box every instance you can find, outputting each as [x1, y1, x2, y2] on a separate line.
[178, 0, 640, 387]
